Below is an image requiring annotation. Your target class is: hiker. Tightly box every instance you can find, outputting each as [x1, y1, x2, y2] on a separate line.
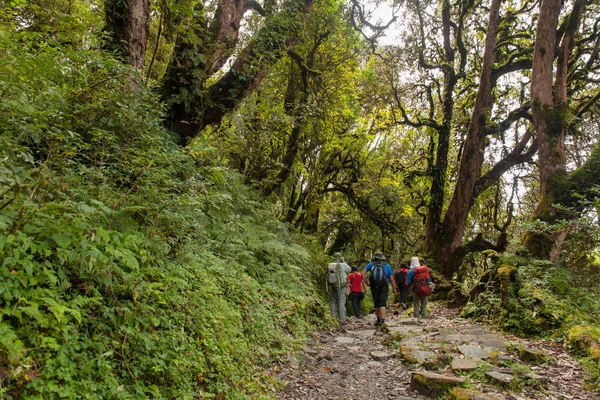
[347, 266, 367, 318]
[394, 261, 410, 309]
[362, 251, 397, 326]
[326, 252, 352, 324]
[407, 256, 431, 318]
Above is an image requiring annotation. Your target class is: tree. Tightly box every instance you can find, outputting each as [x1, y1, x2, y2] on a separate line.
[524, 0, 600, 258]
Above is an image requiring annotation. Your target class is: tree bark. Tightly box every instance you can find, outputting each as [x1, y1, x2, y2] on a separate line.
[433, 0, 502, 277]
[160, 0, 315, 145]
[424, 0, 456, 253]
[523, 0, 586, 258]
[104, 0, 150, 71]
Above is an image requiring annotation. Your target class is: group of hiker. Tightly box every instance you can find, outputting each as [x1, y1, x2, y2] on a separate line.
[326, 252, 432, 326]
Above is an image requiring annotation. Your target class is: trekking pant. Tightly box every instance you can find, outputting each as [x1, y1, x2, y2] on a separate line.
[329, 286, 347, 323]
[399, 285, 408, 307]
[413, 293, 428, 318]
[349, 291, 362, 318]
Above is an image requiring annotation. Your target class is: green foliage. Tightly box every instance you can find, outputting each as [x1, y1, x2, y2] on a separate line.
[0, 29, 324, 398]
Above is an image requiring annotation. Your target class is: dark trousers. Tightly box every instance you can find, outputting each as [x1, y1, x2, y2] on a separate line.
[349, 291, 362, 318]
[399, 284, 408, 305]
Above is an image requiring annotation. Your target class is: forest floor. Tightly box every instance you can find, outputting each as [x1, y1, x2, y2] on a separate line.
[276, 302, 595, 399]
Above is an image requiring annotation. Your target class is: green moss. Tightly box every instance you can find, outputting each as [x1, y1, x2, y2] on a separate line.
[567, 325, 600, 356]
[449, 387, 483, 400]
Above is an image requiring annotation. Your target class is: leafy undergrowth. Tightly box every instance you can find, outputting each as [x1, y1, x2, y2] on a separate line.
[462, 247, 600, 391]
[0, 30, 325, 399]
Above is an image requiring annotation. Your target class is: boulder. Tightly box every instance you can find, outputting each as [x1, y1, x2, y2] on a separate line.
[410, 371, 465, 397]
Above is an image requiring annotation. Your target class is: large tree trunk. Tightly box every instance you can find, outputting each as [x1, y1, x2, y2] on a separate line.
[160, 0, 315, 145]
[424, 0, 455, 253]
[433, 0, 502, 277]
[104, 0, 150, 71]
[523, 0, 586, 258]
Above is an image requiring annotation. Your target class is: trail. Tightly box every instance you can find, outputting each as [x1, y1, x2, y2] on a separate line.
[277, 303, 593, 400]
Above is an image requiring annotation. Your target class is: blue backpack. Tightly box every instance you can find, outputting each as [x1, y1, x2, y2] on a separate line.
[370, 262, 387, 287]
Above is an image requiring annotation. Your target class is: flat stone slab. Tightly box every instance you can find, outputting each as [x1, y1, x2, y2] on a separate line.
[459, 344, 491, 359]
[524, 372, 548, 384]
[477, 336, 507, 352]
[366, 361, 384, 367]
[396, 318, 421, 325]
[371, 351, 393, 361]
[486, 370, 515, 385]
[451, 358, 479, 371]
[519, 346, 546, 363]
[350, 330, 376, 339]
[388, 326, 425, 335]
[449, 388, 506, 399]
[411, 371, 465, 397]
[335, 337, 357, 345]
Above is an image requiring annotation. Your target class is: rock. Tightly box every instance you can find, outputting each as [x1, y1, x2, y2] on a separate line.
[303, 347, 318, 355]
[367, 361, 384, 368]
[449, 387, 506, 399]
[347, 346, 362, 352]
[350, 330, 376, 339]
[451, 358, 479, 371]
[524, 372, 548, 384]
[397, 318, 421, 325]
[478, 336, 507, 352]
[335, 337, 357, 345]
[485, 370, 515, 387]
[399, 346, 438, 367]
[371, 351, 393, 361]
[288, 356, 299, 369]
[458, 344, 491, 359]
[518, 346, 546, 364]
[388, 326, 424, 336]
[410, 371, 465, 397]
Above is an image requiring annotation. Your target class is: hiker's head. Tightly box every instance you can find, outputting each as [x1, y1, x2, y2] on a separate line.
[351, 266, 358, 272]
[410, 257, 420, 269]
[373, 251, 386, 261]
[333, 252, 343, 261]
[399, 261, 408, 269]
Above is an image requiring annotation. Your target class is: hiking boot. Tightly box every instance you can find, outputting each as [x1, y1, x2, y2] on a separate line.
[374, 318, 382, 326]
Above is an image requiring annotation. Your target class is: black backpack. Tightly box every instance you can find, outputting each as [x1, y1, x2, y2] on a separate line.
[370, 262, 387, 287]
[395, 268, 407, 285]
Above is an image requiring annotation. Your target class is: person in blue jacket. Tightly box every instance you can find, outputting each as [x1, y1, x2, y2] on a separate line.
[362, 251, 397, 326]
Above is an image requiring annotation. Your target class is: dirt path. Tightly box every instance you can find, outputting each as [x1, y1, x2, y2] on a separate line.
[277, 302, 594, 399]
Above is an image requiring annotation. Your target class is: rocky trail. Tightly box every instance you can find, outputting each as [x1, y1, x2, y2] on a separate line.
[277, 303, 595, 399]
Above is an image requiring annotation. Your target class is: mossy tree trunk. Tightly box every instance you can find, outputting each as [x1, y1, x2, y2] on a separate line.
[104, 0, 150, 71]
[524, 0, 587, 259]
[429, 0, 502, 277]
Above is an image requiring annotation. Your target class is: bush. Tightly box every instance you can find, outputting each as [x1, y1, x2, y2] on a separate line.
[0, 30, 323, 399]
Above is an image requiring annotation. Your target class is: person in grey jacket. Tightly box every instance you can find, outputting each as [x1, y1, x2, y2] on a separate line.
[326, 252, 351, 324]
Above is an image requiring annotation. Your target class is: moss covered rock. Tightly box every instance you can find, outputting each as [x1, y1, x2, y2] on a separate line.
[410, 371, 465, 397]
[567, 325, 600, 357]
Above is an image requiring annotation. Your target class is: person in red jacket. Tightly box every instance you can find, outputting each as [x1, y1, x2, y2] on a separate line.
[347, 266, 367, 318]
[407, 257, 432, 318]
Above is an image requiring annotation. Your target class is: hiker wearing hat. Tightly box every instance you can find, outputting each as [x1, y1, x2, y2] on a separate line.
[326, 252, 352, 324]
[362, 251, 397, 326]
